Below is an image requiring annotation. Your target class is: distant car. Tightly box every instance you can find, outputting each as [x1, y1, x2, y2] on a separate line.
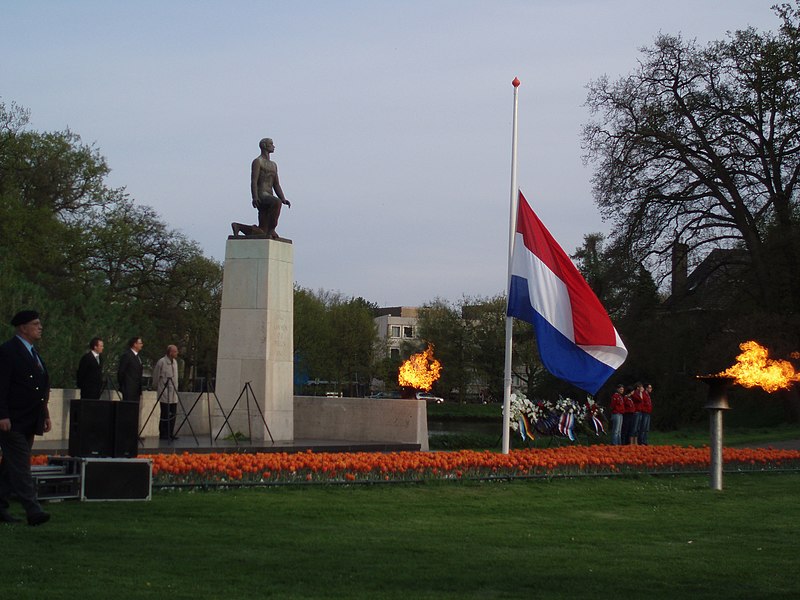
[369, 391, 402, 399]
[416, 392, 444, 404]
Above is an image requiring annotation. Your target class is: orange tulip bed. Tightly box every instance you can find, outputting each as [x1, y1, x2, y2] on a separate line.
[35, 445, 793, 486]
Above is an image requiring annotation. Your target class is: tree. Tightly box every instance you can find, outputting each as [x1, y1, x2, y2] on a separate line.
[582, 5, 800, 311]
[462, 295, 508, 403]
[328, 297, 379, 396]
[417, 299, 469, 401]
[571, 233, 660, 323]
[583, 5, 800, 424]
[0, 100, 222, 388]
[292, 288, 379, 396]
[417, 295, 549, 403]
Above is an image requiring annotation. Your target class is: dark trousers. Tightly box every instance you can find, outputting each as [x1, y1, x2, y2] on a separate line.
[621, 413, 633, 445]
[0, 430, 42, 516]
[159, 403, 177, 439]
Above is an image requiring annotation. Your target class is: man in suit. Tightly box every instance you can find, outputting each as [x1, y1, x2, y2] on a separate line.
[117, 336, 144, 442]
[117, 336, 144, 404]
[76, 337, 104, 399]
[0, 310, 52, 526]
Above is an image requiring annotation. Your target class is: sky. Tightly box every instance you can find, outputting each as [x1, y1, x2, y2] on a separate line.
[1, 0, 782, 307]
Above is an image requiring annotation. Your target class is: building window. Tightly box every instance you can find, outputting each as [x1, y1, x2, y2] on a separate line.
[390, 347, 400, 359]
[390, 325, 401, 338]
[403, 326, 414, 338]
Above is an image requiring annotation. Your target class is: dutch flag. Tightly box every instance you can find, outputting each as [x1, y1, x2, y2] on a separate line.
[507, 192, 627, 395]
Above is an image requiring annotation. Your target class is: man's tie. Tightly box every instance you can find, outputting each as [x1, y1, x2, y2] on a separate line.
[31, 347, 44, 372]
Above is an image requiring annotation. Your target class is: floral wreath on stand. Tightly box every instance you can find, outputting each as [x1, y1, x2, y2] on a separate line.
[508, 390, 606, 442]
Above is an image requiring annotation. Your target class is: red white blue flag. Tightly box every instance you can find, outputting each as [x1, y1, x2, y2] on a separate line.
[507, 192, 627, 394]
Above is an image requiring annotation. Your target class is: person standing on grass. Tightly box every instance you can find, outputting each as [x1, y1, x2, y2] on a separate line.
[629, 382, 645, 445]
[638, 383, 653, 445]
[621, 385, 635, 445]
[609, 383, 626, 445]
[0, 310, 51, 526]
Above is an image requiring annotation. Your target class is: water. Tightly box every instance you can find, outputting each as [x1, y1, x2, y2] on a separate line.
[427, 420, 500, 437]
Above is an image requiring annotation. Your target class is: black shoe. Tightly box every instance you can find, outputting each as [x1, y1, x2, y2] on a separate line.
[170, 435, 180, 440]
[27, 511, 50, 526]
[1, 510, 22, 524]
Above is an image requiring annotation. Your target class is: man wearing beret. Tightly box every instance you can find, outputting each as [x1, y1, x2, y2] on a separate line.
[0, 310, 51, 526]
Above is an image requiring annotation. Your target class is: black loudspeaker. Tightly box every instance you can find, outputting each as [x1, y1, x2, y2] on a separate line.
[113, 401, 139, 458]
[69, 399, 114, 457]
[69, 400, 139, 458]
[81, 459, 152, 501]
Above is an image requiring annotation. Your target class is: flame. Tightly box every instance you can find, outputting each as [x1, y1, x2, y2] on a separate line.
[398, 344, 442, 392]
[717, 341, 800, 392]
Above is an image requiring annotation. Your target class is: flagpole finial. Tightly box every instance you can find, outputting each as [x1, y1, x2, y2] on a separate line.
[512, 77, 520, 88]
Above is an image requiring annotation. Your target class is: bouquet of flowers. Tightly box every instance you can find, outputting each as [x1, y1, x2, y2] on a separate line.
[508, 390, 606, 442]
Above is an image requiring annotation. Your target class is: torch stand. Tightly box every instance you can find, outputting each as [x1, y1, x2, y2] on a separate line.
[699, 376, 733, 491]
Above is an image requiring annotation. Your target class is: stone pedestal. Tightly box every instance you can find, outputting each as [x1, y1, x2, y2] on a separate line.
[214, 238, 294, 441]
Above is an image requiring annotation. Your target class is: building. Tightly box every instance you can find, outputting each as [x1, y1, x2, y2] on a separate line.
[374, 306, 420, 359]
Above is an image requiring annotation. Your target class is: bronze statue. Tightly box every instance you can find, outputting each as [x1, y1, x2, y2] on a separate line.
[251, 137, 290, 239]
[230, 222, 265, 237]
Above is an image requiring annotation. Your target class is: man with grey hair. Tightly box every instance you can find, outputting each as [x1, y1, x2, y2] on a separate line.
[0, 310, 51, 526]
[151, 345, 180, 441]
[251, 137, 291, 239]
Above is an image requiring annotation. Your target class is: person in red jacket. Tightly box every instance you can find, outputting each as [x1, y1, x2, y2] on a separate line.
[621, 385, 636, 445]
[638, 383, 653, 445]
[609, 383, 626, 445]
[629, 382, 646, 445]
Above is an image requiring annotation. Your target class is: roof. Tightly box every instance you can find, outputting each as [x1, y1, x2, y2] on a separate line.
[663, 248, 751, 312]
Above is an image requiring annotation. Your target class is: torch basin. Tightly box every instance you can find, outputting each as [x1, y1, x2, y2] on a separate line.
[697, 375, 734, 411]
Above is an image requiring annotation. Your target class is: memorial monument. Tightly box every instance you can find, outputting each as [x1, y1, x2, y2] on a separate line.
[214, 137, 294, 442]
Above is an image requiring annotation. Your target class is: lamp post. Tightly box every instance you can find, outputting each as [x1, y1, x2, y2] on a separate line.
[697, 376, 734, 491]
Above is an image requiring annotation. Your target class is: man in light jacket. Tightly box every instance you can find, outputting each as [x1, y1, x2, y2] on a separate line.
[151, 345, 179, 441]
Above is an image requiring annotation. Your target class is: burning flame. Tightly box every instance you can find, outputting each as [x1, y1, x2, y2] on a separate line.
[717, 340, 800, 392]
[398, 344, 442, 392]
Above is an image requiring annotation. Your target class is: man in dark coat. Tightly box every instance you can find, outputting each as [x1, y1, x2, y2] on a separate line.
[117, 336, 144, 441]
[0, 310, 51, 526]
[117, 336, 144, 404]
[76, 337, 105, 400]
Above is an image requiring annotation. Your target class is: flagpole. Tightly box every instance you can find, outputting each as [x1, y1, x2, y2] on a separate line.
[502, 77, 521, 454]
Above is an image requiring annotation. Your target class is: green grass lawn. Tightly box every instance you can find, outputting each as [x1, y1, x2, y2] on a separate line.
[2, 474, 799, 599]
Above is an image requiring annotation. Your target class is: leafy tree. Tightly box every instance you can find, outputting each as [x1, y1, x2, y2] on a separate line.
[417, 295, 548, 403]
[328, 297, 379, 396]
[0, 100, 222, 389]
[154, 254, 223, 387]
[293, 286, 330, 388]
[417, 299, 468, 401]
[292, 288, 378, 396]
[463, 295, 508, 403]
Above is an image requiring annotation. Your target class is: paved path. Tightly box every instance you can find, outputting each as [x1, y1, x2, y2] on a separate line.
[741, 439, 800, 450]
